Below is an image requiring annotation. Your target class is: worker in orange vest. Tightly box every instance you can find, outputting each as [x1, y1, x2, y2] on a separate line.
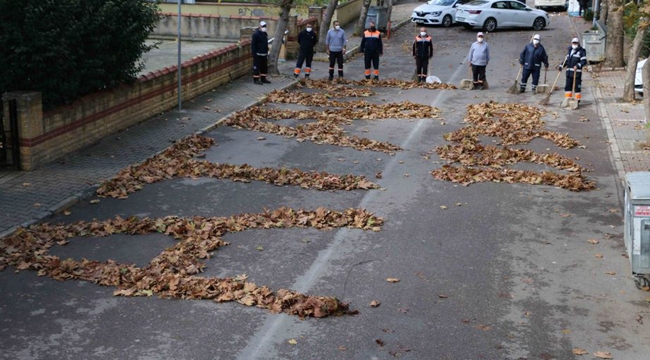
[412, 27, 433, 83]
[360, 21, 383, 81]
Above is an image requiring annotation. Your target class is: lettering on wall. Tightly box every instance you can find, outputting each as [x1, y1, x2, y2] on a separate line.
[238, 8, 265, 16]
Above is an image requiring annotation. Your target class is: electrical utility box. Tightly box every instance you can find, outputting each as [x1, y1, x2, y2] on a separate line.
[624, 172, 650, 289]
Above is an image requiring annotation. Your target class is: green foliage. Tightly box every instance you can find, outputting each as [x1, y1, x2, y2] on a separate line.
[584, 9, 594, 22]
[0, 0, 160, 109]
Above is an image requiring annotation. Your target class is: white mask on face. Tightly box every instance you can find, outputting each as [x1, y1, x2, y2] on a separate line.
[420, 32, 427, 37]
[533, 39, 539, 45]
[261, 27, 267, 33]
[335, 25, 341, 30]
[477, 37, 484, 43]
[571, 44, 578, 49]
[306, 27, 312, 32]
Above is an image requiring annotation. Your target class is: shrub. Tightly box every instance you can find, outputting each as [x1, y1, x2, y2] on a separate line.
[584, 9, 594, 22]
[0, 0, 160, 109]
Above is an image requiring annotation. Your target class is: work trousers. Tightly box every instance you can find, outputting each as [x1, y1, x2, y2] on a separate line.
[329, 51, 344, 78]
[415, 57, 430, 78]
[520, 67, 541, 90]
[253, 54, 268, 79]
[294, 51, 314, 77]
[564, 71, 583, 99]
[364, 52, 380, 79]
[471, 64, 486, 83]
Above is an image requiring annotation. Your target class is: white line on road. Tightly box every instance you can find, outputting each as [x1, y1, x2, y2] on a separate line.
[235, 62, 469, 360]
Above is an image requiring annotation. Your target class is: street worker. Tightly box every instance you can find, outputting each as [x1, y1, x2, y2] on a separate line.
[519, 33, 548, 93]
[325, 20, 347, 81]
[558, 37, 587, 102]
[467, 32, 490, 90]
[294, 23, 318, 79]
[251, 21, 271, 85]
[412, 27, 433, 83]
[360, 21, 383, 81]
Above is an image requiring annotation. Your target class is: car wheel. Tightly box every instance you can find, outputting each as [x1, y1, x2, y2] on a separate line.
[442, 15, 453, 27]
[463, 23, 473, 30]
[532, 17, 545, 30]
[483, 18, 497, 32]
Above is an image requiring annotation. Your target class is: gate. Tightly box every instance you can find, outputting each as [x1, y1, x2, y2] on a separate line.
[0, 99, 20, 169]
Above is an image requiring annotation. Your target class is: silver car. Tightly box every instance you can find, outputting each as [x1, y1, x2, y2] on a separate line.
[455, 0, 550, 31]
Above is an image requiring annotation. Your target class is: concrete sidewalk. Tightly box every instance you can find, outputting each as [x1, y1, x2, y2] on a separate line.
[569, 16, 650, 179]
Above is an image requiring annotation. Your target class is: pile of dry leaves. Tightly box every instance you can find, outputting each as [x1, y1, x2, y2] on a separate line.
[97, 135, 379, 199]
[0, 207, 383, 318]
[432, 102, 595, 191]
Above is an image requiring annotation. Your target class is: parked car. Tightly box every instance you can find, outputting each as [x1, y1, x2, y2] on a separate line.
[455, 0, 550, 32]
[411, 0, 472, 27]
[533, 0, 567, 10]
[636, 59, 646, 95]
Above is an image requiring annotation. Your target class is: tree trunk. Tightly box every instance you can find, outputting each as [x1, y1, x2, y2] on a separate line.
[317, 0, 337, 52]
[355, 0, 372, 36]
[623, 25, 645, 102]
[268, 0, 293, 75]
[604, 1, 624, 68]
[386, 0, 393, 30]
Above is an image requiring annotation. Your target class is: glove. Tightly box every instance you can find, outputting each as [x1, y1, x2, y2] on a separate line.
[557, 65, 563, 71]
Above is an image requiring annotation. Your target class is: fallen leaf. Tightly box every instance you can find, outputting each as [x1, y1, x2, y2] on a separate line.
[370, 300, 381, 307]
[375, 338, 385, 347]
[22, 182, 31, 186]
[438, 294, 449, 299]
[63, 210, 71, 216]
[561, 329, 571, 334]
[595, 253, 604, 259]
[593, 351, 613, 359]
[338, 346, 347, 351]
[588, 239, 600, 244]
[255, 245, 264, 251]
[386, 278, 400, 283]
[605, 271, 617, 276]
[440, 205, 448, 210]
[257, 136, 266, 141]
[288, 339, 297, 345]
[90, 199, 100, 204]
[572, 348, 588, 355]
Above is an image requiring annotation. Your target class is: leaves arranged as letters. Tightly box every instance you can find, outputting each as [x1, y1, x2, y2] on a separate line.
[306, 78, 458, 90]
[96, 135, 379, 198]
[0, 207, 383, 318]
[432, 102, 595, 191]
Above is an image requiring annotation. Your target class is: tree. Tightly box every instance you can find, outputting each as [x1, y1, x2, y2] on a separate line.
[317, 0, 339, 52]
[355, 0, 372, 36]
[268, 0, 294, 75]
[644, 58, 650, 128]
[605, 0, 625, 67]
[623, 19, 647, 102]
[0, 0, 159, 108]
[385, 0, 394, 32]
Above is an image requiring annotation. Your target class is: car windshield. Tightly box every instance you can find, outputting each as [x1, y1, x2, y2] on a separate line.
[428, 0, 455, 5]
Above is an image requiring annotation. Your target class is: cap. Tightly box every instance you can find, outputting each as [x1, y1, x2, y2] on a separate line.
[260, 21, 267, 27]
[571, 37, 579, 43]
[477, 32, 484, 37]
[533, 34, 540, 40]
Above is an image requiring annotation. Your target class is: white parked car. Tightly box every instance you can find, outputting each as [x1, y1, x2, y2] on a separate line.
[636, 59, 646, 95]
[533, 0, 567, 10]
[411, 0, 472, 27]
[455, 0, 550, 32]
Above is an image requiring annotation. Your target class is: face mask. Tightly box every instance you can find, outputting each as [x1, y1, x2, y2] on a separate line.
[306, 28, 312, 32]
[420, 32, 427, 37]
[370, 26, 376, 31]
[572, 44, 578, 49]
[477, 37, 484, 43]
[261, 27, 267, 33]
[335, 25, 340, 30]
[533, 39, 539, 45]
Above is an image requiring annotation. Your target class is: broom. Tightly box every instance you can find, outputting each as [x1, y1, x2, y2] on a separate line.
[539, 58, 567, 106]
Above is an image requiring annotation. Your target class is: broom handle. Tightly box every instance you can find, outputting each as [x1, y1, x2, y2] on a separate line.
[571, 69, 577, 95]
[549, 57, 568, 95]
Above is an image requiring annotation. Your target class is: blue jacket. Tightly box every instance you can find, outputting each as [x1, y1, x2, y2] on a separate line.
[468, 41, 489, 66]
[519, 43, 548, 70]
[360, 29, 383, 56]
[251, 29, 268, 56]
[561, 45, 587, 74]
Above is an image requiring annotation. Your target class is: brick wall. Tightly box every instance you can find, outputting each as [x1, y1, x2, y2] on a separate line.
[6, 42, 252, 170]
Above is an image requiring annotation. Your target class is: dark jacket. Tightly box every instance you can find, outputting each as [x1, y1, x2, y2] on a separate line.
[561, 45, 587, 74]
[412, 35, 433, 58]
[519, 42, 548, 70]
[251, 29, 268, 56]
[297, 29, 318, 54]
[360, 29, 383, 56]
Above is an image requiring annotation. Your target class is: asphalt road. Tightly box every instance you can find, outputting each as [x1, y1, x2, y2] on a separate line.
[3, 13, 650, 360]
